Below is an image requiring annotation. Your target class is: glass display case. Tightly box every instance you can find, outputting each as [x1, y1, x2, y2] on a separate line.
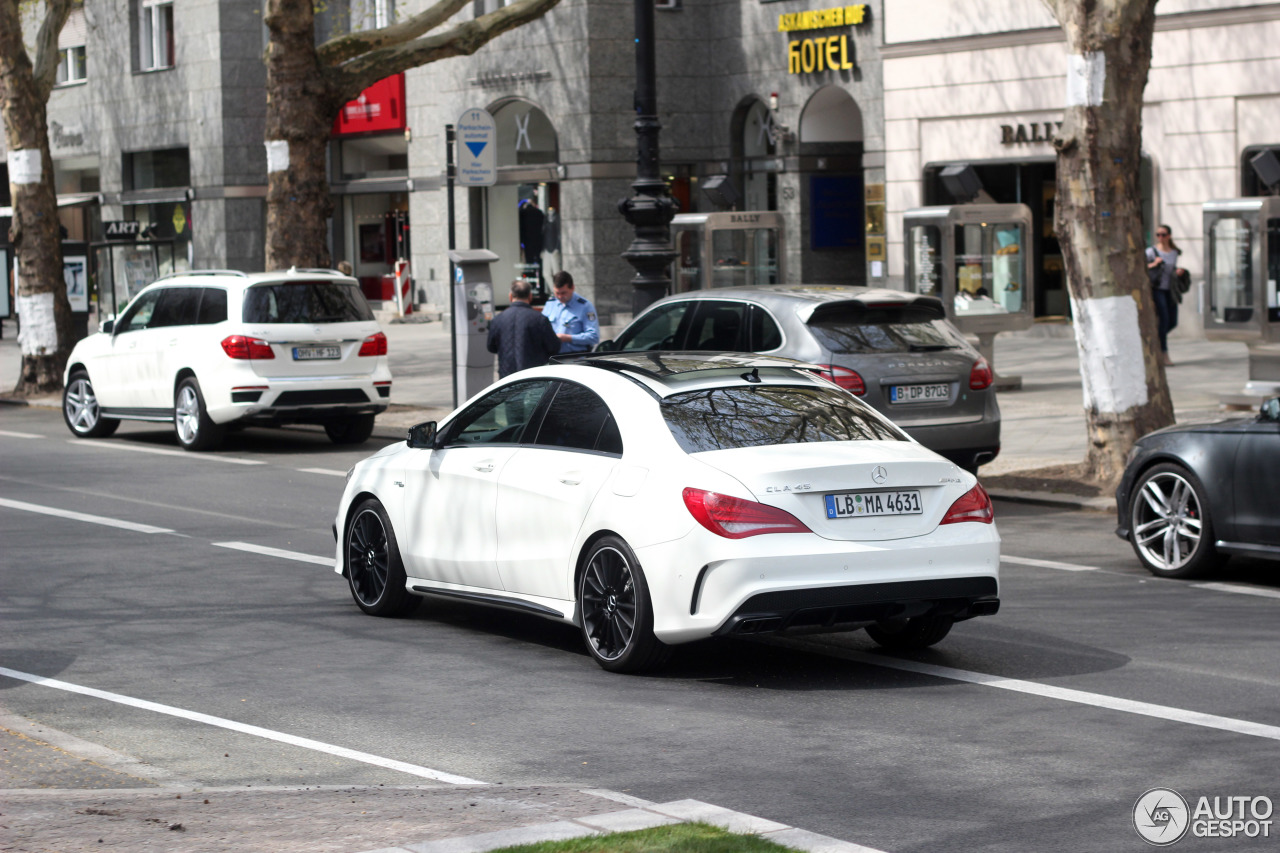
[670, 212, 785, 294]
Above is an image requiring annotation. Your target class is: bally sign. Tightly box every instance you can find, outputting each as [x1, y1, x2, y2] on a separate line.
[1000, 121, 1063, 145]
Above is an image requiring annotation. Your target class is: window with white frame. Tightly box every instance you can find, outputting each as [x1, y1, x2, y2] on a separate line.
[56, 9, 87, 85]
[351, 0, 394, 31]
[140, 0, 174, 71]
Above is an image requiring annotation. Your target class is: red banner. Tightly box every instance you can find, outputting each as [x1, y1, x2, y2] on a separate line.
[332, 74, 406, 136]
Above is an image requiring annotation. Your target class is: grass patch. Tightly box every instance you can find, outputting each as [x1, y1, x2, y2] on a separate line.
[487, 821, 800, 853]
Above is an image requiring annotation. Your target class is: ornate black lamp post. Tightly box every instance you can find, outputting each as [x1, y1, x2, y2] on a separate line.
[618, 0, 679, 315]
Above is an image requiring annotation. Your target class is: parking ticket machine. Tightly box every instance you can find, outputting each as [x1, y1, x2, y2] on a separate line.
[1202, 198, 1280, 402]
[904, 204, 1036, 390]
[669, 212, 786, 293]
[448, 249, 497, 406]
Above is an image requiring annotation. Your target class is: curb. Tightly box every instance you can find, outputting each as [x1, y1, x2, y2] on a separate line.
[358, 795, 886, 853]
[987, 488, 1114, 513]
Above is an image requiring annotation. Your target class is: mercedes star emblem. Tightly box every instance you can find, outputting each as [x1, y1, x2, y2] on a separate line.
[871, 466, 888, 484]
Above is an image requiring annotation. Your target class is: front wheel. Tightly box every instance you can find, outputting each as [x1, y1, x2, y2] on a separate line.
[578, 536, 669, 673]
[345, 498, 416, 617]
[174, 377, 225, 451]
[866, 615, 954, 650]
[63, 371, 119, 438]
[1128, 463, 1224, 578]
[325, 414, 376, 445]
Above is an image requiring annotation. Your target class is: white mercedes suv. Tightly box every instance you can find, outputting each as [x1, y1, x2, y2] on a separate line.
[62, 268, 392, 451]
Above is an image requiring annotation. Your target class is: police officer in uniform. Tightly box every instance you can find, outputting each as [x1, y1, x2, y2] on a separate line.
[542, 270, 600, 354]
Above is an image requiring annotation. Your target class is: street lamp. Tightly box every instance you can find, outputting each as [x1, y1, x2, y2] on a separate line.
[618, 0, 678, 316]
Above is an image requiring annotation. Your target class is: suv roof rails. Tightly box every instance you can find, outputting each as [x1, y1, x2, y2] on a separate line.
[153, 269, 250, 282]
[552, 351, 821, 381]
[284, 267, 346, 276]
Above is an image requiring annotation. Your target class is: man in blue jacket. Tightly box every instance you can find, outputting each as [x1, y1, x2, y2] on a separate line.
[486, 281, 561, 378]
[542, 271, 600, 354]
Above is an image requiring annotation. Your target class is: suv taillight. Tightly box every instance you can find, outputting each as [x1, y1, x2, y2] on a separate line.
[221, 335, 275, 360]
[941, 484, 994, 525]
[683, 488, 812, 539]
[817, 364, 866, 395]
[358, 332, 387, 357]
[969, 358, 994, 390]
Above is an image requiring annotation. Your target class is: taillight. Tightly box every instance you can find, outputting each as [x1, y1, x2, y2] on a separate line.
[682, 488, 812, 539]
[941, 483, 994, 525]
[221, 335, 275, 360]
[817, 364, 866, 395]
[359, 332, 388, 357]
[969, 358, 993, 390]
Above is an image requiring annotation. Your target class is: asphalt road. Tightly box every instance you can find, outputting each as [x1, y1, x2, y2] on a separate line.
[2, 406, 1279, 853]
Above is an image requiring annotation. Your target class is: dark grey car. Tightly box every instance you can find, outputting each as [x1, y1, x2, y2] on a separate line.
[598, 285, 1000, 471]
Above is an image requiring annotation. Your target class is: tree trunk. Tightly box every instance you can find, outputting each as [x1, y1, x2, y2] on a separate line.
[1049, 0, 1172, 486]
[0, 0, 73, 396]
[264, 0, 339, 270]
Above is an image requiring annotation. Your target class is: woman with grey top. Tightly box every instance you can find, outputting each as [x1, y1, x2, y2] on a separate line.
[1146, 224, 1185, 367]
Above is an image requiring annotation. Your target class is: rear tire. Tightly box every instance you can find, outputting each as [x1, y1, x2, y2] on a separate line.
[866, 615, 954, 650]
[174, 377, 224, 451]
[325, 414, 376, 445]
[578, 536, 670, 673]
[345, 498, 416, 617]
[63, 371, 119, 438]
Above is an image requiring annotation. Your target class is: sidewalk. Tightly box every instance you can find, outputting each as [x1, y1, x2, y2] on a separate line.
[0, 317, 1254, 483]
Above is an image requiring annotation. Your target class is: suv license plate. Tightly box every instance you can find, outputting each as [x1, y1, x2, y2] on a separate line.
[890, 383, 950, 403]
[825, 490, 923, 518]
[294, 346, 341, 360]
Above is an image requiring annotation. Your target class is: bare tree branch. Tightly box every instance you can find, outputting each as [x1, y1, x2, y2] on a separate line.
[329, 0, 562, 103]
[31, 0, 72, 102]
[317, 0, 472, 68]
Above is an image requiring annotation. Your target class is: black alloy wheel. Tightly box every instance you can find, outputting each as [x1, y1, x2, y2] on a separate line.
[865, 615, 954, 650]
[325, 414, 376, 445]
[345, 498, 416, 617]
[1128, 462, 1225, 578]
[578, 536, 669, 673]
[63, 370, 119, 438]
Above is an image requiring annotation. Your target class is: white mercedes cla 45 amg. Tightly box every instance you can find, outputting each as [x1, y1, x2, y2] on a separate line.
[62, 268, 391, 450]
[334, 353, 1000, 672]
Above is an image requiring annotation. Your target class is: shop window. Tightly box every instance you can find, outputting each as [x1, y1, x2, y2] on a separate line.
[140, 0, 174, 71]
[125, 149, 190, 191]
[1242, 146, 1280, 197]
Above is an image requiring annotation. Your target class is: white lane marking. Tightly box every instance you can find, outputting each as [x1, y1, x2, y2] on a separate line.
[0, 430, 44, 439]
[0, 667, 485, 786]
[1003, 554, 1099, 572]
[1193, 582, 1280, 600]
[71, 439, 265, 465]
[831, 648, 1280, 742]
[0, 498, 174, 534]
[213, 541, 332, 566]
[297, 467, 347, 477]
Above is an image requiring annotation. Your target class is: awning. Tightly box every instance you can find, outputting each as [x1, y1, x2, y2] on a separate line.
[0, 191, 102, 218]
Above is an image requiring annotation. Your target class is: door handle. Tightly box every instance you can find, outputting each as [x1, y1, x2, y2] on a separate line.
[559, 475, 582, 486]
[168, 339, 179, 347]
[473, 463, 494, 473]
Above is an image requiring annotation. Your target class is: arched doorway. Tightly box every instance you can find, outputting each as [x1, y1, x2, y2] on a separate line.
[477, 99, 560, 304]
[799, 86, 864, 285]
[731, 97, 777, 212]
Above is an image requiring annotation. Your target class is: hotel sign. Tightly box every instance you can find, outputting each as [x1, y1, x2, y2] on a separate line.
[781, 4, 869, 75]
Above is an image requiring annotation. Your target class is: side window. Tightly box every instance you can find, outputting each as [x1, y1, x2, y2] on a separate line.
[529, 381, 623, 455]
[114, 290, 163, 334]
[616, 302, 690, 351]
[438, 381, 551, 447]
[686, 300, 747, 351]
[197, 288, 228, 325]
[149, 288, 201, 328]
[749, 305, 783, 351]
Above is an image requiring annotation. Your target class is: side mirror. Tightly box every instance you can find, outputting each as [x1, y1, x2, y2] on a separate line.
[100, 317, 115, 334]
[595, 339, 617, 352]
[1261, 397, 1280, 423]
[406, 420, 437, 449]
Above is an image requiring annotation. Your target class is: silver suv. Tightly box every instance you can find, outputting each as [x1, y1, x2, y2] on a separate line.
[598, 285, 1000, 472]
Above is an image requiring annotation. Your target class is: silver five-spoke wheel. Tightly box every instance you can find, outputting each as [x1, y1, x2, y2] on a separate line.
[62, 370, 118, 438]
[1129, 463, 1222, 578]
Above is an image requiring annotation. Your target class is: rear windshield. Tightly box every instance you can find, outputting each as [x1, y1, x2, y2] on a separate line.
[242, 281, 374, 324]
[807, 304, 962, 354]
[661, 385, 906, 453]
